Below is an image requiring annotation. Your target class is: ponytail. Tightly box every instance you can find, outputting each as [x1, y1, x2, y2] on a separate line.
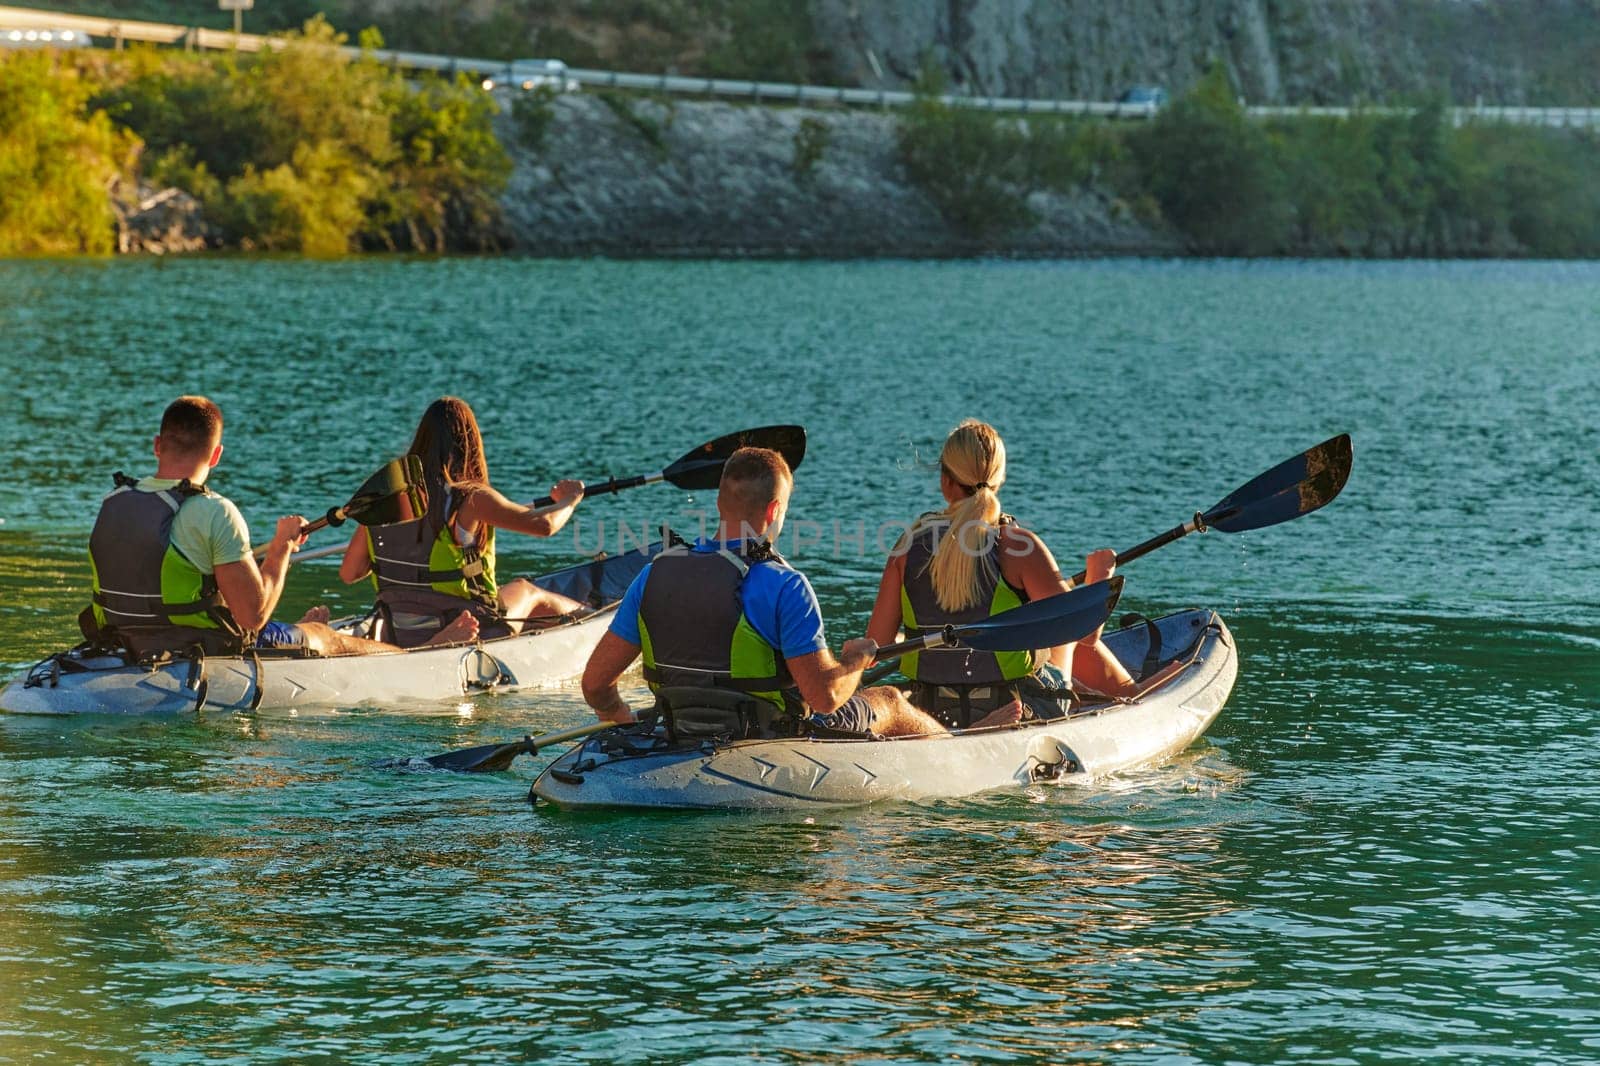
[925, 420, 1007, 613]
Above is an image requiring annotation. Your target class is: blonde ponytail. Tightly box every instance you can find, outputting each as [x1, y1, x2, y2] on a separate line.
[927, 420, 1007, 612]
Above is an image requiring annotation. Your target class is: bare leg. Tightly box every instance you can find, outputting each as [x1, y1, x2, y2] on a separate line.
[298, 605, 331, 624]
[859, 686, 948, 737]
[423, 612, 480, 646]
[295, 613, 479, 656]
[1073, 637, 1137, 697]
[497, 577, 585, 635]
[1130, 658, 1187, 696]
[970, 697, 1025, 730]
[296, 621, 396, 657]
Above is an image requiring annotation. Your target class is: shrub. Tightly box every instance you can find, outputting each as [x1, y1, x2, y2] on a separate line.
[511, 86, 559, 152]
[0, 52, 136, 255]
[597, 90, 670, 158]
[792, 116, 828, 179]
[1127, 64, 1290, 254]
[88, 18, 508, 253]
[897, 97, 1036, 238]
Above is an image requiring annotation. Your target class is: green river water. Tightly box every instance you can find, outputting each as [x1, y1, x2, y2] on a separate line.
[0, 258, 1595, 1063]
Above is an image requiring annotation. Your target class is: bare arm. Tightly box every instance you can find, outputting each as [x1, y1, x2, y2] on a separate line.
[1000, 527, 1074, 669]
[214, 515, 303, 631]
[338, 529, 369, 584]
[1002, 526, 1074, 601]
[459, 480, 584, 540]
[1073, 549, 1136, 695]
[865, 554, 905, 647]
[582, 630, 641, 723]
[785, 638, 876, 715]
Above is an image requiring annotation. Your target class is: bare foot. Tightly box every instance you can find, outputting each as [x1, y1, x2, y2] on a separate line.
[970, 697, 1024, 730]
[424, 612, 480, 647]
[298, 605, 331, 624]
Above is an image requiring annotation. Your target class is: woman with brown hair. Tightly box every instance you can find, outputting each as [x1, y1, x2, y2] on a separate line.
[865, 418, 1137, 728]
[337, 396, 587, 647]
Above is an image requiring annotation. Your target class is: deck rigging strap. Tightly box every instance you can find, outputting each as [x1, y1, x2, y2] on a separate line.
[1117, 612, 1166, 681]
[246, 647, 265, 712]
[182, 645, 209, 715]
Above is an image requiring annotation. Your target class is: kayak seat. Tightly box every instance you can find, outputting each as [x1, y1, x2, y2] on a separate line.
[655, 686, 794, 743]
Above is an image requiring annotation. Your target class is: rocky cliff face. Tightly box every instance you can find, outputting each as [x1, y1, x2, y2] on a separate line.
[807, 0, 1598, 106]
[338, 1, 1598, 107]
[497, 93, 1175, 257]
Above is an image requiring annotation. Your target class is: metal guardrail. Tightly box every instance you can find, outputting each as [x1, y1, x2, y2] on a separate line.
[2, 4, 1597, 127]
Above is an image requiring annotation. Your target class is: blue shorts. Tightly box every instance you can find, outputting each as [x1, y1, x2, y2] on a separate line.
[1019, 663, 1071, 720]
[807, 693, 877, 735]
[255, 621, 306, 649]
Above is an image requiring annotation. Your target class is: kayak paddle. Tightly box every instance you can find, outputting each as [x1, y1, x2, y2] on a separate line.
[291, 424, 808, 564]
[871, 576, 1123, 665]
[412, 578, 1120, 773]
[528, 423, 808, 508]
[250, 455, 426, 558]
[1066, 433, 1353, 585]
[405, 721, 615, 773]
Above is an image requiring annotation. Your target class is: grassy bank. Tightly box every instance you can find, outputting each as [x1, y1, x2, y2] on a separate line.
[897, 67, 1600, 256]
[0, 19, 508, 256]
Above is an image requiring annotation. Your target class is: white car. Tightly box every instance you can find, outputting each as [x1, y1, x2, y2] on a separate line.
[482, 58, 579, 94]
[0, 27, 90, 48]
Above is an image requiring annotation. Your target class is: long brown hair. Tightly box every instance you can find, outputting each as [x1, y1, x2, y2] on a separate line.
[409, 396, 489, 496]
[927, 419, 1007, 613]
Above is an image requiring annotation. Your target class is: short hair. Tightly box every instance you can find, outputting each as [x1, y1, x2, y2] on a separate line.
[719, 447, 793, 510]
[159, 396, 224, 456]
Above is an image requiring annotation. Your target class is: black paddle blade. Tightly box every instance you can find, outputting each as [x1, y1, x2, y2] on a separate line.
[957, 577, 1124, 652]
[420, 737, 529, 773]
[413, 722, 614, 774]
[1202, 434, 1353, 534]
[662, 425, 808, 490]
[344, 455, 428, 527]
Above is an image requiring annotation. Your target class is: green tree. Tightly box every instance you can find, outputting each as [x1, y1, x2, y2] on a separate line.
[1129, 64, 1290, 254]
[0, 52, 135, 255]
[90, 17, 508, 253]
[897, 97, 1035, 239]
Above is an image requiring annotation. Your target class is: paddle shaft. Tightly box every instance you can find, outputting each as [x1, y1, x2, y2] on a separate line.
[1063, 434, 1353, 585]
[873, 628, 953, 663]
[295, 465, 695, 563]
[528, 469, 670, 509]
[250, 505, 350, 558]
[524, 720, 613, 751]
[1066, 515, 1203, 586]
[292, 496, 570, 564]
[293, 425, 799, 565]
[423, 720, 614, 772]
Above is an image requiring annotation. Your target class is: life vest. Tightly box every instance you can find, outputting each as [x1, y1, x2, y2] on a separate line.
[899, 511, 1036, 687]
[637, 542, 798, 721]
[86, 473, 246, 655]
[366, 482, 501, 647]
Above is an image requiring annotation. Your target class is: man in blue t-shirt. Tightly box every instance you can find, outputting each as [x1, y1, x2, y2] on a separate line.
[582, 447, 945, 737]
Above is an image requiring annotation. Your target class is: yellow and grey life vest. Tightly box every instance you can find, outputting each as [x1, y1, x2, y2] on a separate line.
[898, 512, 1035, 686]
[366, 482, 500, 646]
[87, 473, 245, 654]
[637, 543, 797, 716]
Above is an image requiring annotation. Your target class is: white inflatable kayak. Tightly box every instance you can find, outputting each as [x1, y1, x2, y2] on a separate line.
[531, 609, 1237, 810]
[0, 546, 657, 716]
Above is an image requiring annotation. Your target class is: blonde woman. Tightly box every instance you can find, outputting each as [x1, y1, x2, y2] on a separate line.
[865, 419, 1135, 728]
